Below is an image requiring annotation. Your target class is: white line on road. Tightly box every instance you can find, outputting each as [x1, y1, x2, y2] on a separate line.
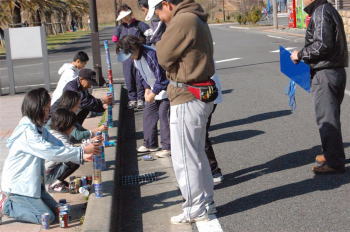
[229, 26, 250, 30]
[270, 47, 296, 53]
[1, 82, 58, 90]
[196, 215, 223, 232]
[267, 35, 290, 40]
[215, 58, 241, 64]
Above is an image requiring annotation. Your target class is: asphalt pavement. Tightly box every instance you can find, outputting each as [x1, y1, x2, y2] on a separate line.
[204, 24, 350, 232]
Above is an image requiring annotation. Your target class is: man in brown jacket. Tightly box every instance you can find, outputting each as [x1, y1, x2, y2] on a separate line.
[146, 0, 216, 224]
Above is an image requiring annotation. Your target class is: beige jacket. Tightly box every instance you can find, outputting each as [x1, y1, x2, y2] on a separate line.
[156, 0, 215, 105]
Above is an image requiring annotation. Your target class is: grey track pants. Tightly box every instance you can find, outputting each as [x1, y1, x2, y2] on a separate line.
[312, 68, 346, 168]
[170, 99, 214, 219]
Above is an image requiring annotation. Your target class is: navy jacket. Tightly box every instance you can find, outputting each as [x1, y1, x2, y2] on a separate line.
[63, 78, 105, 113]
[112, 19, 150, 43]
[134, 46, 169, 95]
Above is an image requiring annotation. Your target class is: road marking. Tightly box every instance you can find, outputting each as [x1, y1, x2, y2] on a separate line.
[196, 215, 223, 232]
[215, 58, 241, 64]
[229, 26, 250, 30]
[270, 47, 296, 53]
[345, 89, 350, 96]
[267, 35, 290, 40]
[213, 42, 216, 45]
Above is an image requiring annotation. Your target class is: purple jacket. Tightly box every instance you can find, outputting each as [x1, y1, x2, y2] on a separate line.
[149, 20, 166, 45]
[135, 46, 169, 95]
[112, 19, 150, 43]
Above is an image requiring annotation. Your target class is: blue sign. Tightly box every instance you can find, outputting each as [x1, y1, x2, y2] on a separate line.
[280, 46, 311, 92]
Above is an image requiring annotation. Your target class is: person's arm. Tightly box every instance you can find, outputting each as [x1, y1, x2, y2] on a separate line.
[156, 15, 194, 71]
[135, 67, 150, 89]
[23, 126, 83, 164]
[298, 9, 335, 63]
[80, 91, 105, 113]
[147, 50, 169, 95]
[112, 26, 121, 43]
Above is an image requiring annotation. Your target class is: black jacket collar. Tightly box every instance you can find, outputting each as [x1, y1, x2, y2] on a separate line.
[304, 0, 328, 15]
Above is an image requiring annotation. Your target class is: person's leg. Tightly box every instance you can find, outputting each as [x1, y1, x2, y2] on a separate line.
[205, 104, 221, 173]
[46, 162, 79, 185]
[170, 100, 214, 220]
[143, 101, 159, 149]
[56, 162, 80, 182]
[41, 187, 58, 214]
[312, 68, 346, 169]
[159, 99, 171, 151]
[123, 58, 137, 101]
[3, 194, 56, 224]
[134, 66, 145, 102]
[76, 108, 90, 125]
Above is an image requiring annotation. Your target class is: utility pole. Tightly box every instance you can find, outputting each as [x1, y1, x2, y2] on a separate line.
[89, 0, 104, 86]
[272, 0, 278, 29]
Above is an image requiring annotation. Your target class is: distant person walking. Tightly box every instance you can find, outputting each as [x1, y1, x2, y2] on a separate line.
[291, 0, 348, 174]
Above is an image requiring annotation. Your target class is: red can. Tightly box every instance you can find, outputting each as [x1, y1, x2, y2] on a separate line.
[59, 212, 69, 228]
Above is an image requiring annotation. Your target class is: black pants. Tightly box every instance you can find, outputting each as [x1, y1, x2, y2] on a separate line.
[205, 104, 221, 173]
[312, 68, 346, 168]
[46, 162, 80, 185]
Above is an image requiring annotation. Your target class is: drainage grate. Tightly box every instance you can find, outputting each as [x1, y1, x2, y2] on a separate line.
[121, 172, 157, 185]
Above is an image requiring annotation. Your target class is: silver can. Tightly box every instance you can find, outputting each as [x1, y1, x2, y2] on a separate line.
[41, 213, 50, 230]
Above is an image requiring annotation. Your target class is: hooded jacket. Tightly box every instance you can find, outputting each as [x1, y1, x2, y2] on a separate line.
[156, 0, 215, 105]
[1, 117, 82, 198]
[298, 0, 348, 70]
[51, 63, 79, 106]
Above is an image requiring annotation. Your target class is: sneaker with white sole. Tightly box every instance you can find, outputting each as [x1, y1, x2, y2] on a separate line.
[155, 149, 171, 158]
[127, 101, 137, 110]
[137, 100, 144, 109]
[137, 145, 160, 153]
[212, 170, 224, 184]
[170, 212, 208, 225]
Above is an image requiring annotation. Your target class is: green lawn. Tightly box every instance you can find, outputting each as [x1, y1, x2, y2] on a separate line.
[0, 30, 91, 56]
[46, 30, 91, 50]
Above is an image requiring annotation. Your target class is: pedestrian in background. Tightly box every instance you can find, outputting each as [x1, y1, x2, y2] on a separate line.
[291, 0, 348, 174]
[112, 4, 150, 110]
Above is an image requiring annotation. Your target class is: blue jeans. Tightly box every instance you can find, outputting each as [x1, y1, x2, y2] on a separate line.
[4, 187, 57, 224]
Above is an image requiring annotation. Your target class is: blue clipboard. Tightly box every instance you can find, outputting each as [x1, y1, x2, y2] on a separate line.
[280, 46, 311, 92]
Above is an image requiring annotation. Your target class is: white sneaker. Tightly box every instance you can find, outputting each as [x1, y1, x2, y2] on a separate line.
[170, 212, 208, 225]
[137, 145, 159, 153]
[206, 202, 217, 215]
[154, 149, 171, 158]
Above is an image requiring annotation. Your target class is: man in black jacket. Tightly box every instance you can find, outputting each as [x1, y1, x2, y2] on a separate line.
[291, 0, 348, 174]
[62, 69, 112, 124]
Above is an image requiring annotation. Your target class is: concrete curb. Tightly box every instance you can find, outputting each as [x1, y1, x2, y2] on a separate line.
[82, 84, 123, 232]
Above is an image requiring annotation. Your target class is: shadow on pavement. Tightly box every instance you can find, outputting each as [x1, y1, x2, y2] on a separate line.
[141, 189, 183, 214]
[210, 110, 292, 131]
[211, 130, 265, 144]
[216, 143, 350, 217]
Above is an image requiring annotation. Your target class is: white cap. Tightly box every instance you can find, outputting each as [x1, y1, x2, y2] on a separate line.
[145, 0, 163, 21]
[117, 10, 132, 21]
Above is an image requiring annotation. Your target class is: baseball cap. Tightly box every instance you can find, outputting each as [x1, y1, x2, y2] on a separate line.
[117, 10, 132, 21]
[145, 0, 163, 21]
[79, 69, 97, 85]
